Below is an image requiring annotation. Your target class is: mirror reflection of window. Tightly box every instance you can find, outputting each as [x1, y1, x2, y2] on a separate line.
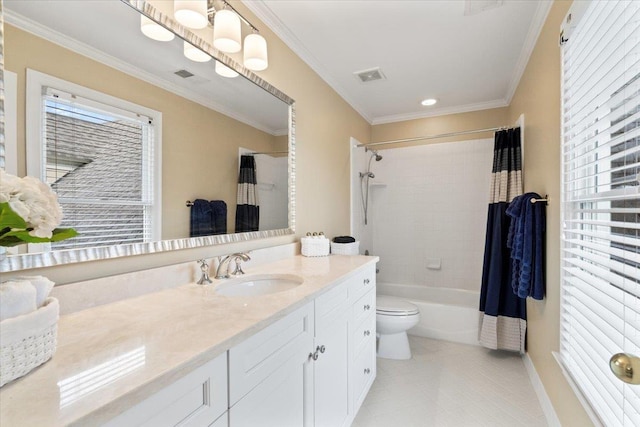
[28, 70, 162, 251]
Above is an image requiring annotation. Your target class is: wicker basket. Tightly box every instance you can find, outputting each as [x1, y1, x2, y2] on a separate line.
[331, 241, 360, 255]
[301, 237, 330, 257]
[0, 297, 59, 387]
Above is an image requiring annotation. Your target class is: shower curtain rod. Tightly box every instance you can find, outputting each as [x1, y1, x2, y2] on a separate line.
[356, 125, 512, 148]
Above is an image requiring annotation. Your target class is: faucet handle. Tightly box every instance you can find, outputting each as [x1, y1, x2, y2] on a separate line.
[230, 254, 249, 276]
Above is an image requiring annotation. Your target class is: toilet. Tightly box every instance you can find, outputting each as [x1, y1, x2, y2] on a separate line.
[376, 295, 420, 360]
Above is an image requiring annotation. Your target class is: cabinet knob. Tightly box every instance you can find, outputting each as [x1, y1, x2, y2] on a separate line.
[364, 278, 370, 285]
[318, 345, 326, 354]
[364, 330, 371, 336]
[364, 368, 371, 374]
[364, 304, 371, 311]
[309, 351, 319, 361]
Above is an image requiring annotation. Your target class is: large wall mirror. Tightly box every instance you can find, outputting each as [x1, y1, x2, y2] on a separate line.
[1, 0, 295, 271]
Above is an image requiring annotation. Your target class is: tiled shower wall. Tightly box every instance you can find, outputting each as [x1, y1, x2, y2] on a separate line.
[360, 139, 494, 292]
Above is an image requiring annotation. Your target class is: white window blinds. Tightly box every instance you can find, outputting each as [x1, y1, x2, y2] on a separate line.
[42, 88, 156, 250]
[560, 0, 640, 425]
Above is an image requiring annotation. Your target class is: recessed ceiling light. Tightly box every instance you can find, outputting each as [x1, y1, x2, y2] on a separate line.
[421, 98, 438, 106]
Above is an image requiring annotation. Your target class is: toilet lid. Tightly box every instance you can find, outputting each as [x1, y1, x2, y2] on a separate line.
[376, 295, 419, 316]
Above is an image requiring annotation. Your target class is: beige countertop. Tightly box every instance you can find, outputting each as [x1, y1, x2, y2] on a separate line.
[0, 255, 378, 426]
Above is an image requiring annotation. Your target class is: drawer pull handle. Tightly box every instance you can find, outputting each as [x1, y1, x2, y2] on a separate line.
[364, 278, 370, 285]
[364, 368, 371, 374]
[309, 351, 319, 361]
[318, 345, 326, 354]
[364, 330, 371, 336]
[364, 304, 371, 311]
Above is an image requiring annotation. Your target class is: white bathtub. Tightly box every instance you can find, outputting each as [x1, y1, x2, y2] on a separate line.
[377, 282, 480, 346]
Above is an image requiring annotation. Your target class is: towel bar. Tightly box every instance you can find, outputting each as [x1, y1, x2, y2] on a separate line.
[530, 195, 549, 205]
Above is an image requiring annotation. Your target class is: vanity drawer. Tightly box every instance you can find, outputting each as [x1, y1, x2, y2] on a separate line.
[353, 337, 376, 410]
[353, 289, 375, 327]
[315, 280, 350, 332]
[353, 314, 376, 357]
[349, 265, 376, 302]
[105, 352, 227, 427]
[228, 302, 314, 405]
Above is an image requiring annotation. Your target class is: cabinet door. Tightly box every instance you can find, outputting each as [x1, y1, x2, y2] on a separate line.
[229, 350, 313, 427]
[314, 310, 350, 427]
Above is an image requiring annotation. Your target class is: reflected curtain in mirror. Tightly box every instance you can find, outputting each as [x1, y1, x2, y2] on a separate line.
[235, 155, 259, 232]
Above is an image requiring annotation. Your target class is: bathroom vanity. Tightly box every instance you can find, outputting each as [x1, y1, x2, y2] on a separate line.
[0, 255, 377, 426]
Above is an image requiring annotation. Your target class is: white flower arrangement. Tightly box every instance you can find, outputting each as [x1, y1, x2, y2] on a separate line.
[0, 170, 77, 247]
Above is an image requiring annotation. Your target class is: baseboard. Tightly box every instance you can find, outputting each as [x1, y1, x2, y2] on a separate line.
[523, 353, 561, 427]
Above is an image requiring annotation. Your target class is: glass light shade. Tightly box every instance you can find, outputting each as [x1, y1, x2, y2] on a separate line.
[215, 61, 239, 78]
[243, 34, 268, 71]
[174, 0, 208, 29]
[140, 16, 175, 42]
[213, 10, 241, 53]
[183, 41, 211, 62]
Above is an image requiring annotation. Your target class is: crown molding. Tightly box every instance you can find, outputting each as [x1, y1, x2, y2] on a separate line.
[241, 0, 374, 124]
[4, 9, 282, 135]
[371, 98, 509, 126]
[504, 0, 553, 104]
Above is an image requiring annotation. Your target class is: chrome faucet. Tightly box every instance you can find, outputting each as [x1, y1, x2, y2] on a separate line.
[215, 252, 251, 279]
[196, 259, 212, 285]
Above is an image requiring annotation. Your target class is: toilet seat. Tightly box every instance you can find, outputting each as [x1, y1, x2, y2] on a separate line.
[376, 295, 419, 316]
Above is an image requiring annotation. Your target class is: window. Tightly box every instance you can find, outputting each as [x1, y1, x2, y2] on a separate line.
[27, 70, 161, 250]
[560, 1, 639, 425]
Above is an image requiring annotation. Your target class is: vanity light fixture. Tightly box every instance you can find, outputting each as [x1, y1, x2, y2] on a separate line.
[174, 0, 209, 29]
[140, 0, 269, 72]
[213, 8, 242, 53]
[184, 41, 212, 62]
[243, 33, 269, 71]
[215, 61, 239, 78]
[421, 98, 438, 106]
[140, 16, 175, 41]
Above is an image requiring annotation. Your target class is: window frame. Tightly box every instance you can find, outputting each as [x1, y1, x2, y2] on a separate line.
[25, 69, 162, 251]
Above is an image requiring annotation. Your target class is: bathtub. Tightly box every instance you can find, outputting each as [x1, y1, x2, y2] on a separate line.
[377, 282, 480, 346]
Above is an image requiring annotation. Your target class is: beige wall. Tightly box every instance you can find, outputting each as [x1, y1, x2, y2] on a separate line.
[508, 1, 593, 425]
[3, 6, 370, 284]
[5, 24, 280, 239]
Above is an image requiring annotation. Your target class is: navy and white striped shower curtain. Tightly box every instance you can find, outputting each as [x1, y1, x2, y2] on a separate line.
[235, 155, 259, 232]
[478, 128, 527, 353]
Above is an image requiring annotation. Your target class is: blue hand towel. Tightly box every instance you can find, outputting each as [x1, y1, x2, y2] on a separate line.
[190, 199, 213, 237]
[210, 200, 227, 235]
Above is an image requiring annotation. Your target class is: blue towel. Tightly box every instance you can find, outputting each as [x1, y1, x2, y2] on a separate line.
[210, 200, 227, 235]
[190, 199, 213, 237]
[506, 193, 546, 300]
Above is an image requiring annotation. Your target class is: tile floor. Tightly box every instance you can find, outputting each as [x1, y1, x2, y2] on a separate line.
[353, 336, 547, 427]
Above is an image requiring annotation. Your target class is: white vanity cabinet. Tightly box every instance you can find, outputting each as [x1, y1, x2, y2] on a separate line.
[102, 263, 377, 427]
[349, 266, 377, 414]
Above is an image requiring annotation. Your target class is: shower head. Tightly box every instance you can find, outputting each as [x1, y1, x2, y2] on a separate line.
[366, 147, 383, 161]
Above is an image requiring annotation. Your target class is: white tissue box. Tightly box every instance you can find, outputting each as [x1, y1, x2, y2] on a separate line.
[301, 237, 330, 257]
[330, 241, 360, 255]
[0, 297, 59, 387]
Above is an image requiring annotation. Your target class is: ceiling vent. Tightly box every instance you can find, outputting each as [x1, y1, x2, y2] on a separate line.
[354, 67, 386, 83]
[174, 69, 195, 79]
[464, 0, 504, 16]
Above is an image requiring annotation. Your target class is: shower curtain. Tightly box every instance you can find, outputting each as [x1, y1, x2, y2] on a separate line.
[235, 155, 259, 232]
[478, 128, 527, 353]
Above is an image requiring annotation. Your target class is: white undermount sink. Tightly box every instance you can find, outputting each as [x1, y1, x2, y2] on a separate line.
[215, 274, 304, 297]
